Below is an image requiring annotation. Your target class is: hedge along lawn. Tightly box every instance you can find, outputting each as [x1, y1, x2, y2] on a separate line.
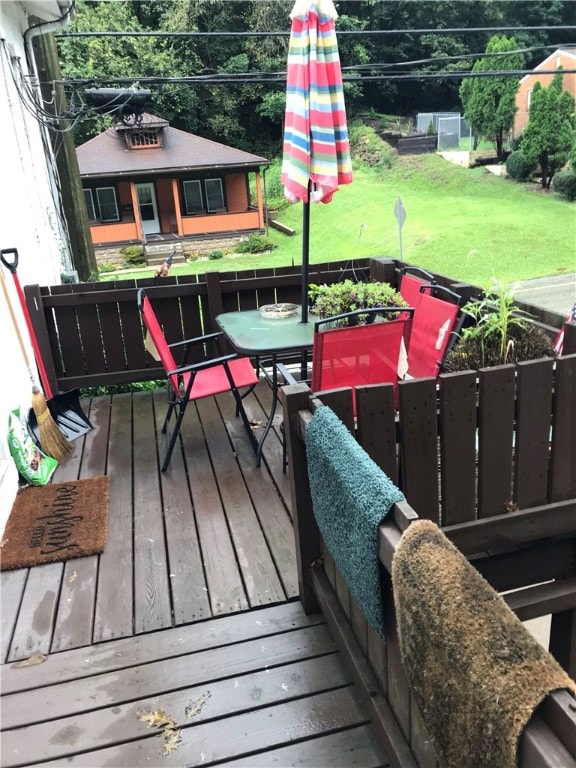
[105, 153, 575, 287]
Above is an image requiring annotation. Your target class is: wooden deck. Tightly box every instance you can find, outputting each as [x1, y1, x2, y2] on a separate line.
[0, 382, 390, 766]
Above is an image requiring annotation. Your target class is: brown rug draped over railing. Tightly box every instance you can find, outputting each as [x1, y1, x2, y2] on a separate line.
[392, 519, 576, 768]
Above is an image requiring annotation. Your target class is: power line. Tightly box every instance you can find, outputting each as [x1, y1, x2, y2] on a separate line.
[59, 67, 576, 90]
[56, 25, 576, 38]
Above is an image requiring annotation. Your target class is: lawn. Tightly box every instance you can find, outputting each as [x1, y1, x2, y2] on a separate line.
[104, 153, 575, 288]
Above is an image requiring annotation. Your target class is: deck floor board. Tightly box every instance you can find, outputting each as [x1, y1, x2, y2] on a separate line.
[1, 385, 390, 767]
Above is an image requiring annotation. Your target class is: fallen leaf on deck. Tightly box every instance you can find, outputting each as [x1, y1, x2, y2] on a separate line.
[250, 419, 262, 428]
[138, 708, 177, 730]
[163, 728, 182, 755]
[15, 654, 46, 667]
[138, 708, 182, 756]
[185, 691, 211, 719]
[69, 570, 77, 583]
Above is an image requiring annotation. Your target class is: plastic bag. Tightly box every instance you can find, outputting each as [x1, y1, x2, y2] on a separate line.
[7, 408, 57, 485]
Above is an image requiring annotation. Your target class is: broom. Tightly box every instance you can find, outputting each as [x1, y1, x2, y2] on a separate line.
[1, 268, 72, 462]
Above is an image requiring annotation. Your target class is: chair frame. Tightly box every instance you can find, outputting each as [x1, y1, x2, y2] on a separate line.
[404, 284, 464, 380]
[137, 289, 258, 472]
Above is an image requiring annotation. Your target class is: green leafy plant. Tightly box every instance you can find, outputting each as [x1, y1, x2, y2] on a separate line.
[308, 279, 407, 322]
[552, 170, 576, 201]
[98, 261, 118, 273]
[208, 249, 224, 260]
[505, 151, 536, 182]
[121, 245, 145, 266]
[235, 234, 276, 254]
[458, 278, 534, 365]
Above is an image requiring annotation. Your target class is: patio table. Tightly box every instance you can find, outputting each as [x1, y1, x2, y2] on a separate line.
[215, 307, 314, 466]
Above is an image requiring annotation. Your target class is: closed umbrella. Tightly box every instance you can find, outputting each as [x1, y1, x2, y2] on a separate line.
[281, 0, 353, 322]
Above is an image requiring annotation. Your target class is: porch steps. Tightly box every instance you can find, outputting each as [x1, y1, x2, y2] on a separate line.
[144, 241, 187, 266]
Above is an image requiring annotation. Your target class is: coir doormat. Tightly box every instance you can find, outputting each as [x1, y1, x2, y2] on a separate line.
[0, 477, 109, 571]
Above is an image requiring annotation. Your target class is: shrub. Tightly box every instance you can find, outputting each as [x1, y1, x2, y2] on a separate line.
[309, 279, 407, 321]
[208, 249, 224, 260]
[505, 151, 536, 182]
[348, 124, 396, 171]
[235, 234, 276, 254]
[98, 261, 118, 273]
[552, 171, 576, 201]
[121, 245, 145, 266]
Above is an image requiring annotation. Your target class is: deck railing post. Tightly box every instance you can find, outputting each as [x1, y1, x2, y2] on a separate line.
[282, 383, 320, 614]
[23, 284, 59, 396]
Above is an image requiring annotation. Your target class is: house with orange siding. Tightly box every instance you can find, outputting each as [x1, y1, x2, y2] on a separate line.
[76, 114, 269, 250]
[514, 48, 576, 135]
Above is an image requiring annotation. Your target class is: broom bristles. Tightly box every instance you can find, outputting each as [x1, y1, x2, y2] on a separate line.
[31, 388, 72, 463]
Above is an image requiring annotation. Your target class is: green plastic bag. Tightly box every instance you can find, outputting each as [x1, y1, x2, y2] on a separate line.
[7, 409, 58, 485]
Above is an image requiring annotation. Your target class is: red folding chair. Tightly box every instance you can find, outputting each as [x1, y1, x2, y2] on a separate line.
[137, 289, 259, 471]
[278, 306, 414, 471]
[311, 307, 414, 411]
[398, 266, 435, 311]
[405, 285, 463, 380]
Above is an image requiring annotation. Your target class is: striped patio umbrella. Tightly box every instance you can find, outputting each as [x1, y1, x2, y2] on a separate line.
[281, 0, 353, 322]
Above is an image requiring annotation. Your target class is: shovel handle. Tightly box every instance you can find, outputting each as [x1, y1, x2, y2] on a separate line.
[0, 248, 18, 273]
[1, 247, 53, 397]
[0, 266, 34, 380]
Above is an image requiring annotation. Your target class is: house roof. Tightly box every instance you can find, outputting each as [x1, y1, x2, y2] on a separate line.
[519, 47, 576, 85]
[77, 115, 270, 179]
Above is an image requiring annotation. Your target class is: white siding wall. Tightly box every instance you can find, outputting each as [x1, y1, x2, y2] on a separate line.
[0, 1, 72, 531]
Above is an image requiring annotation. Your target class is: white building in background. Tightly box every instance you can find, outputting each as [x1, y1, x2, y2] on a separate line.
[0, 1, 74, 527]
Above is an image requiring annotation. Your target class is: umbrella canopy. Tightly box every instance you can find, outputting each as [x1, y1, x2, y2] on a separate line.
[281, 0, 353, 321]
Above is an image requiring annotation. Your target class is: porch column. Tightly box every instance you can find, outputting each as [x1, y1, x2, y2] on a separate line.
[129, 183, 143, 242]
[171, 179, 183, 236]
[255, 170, 264, 230]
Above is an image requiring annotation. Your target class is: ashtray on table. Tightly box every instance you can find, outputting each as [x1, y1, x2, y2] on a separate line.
[260, 303, 298, 319]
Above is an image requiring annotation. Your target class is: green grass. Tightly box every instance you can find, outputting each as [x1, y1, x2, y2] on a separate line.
[103, 153, 575, 288]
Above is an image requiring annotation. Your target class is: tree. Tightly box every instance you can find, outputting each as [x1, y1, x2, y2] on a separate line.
[521, 71, 575, 189]
[58, 0, 201, 144]
[459, 35, 524, 161]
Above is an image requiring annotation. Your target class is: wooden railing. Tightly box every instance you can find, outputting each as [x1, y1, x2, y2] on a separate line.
[24, 257, 573, 395]
[282, 354, 576, 768]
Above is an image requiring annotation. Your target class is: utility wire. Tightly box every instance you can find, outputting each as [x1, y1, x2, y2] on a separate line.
[56, 25, 576, 38]
[60, 67, 576, 89]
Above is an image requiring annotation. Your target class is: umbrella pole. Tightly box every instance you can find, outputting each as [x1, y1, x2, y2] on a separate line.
[300, 190, 311, 324]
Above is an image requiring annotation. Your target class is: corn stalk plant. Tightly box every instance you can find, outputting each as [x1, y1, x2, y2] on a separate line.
[459, 278, 533, 365]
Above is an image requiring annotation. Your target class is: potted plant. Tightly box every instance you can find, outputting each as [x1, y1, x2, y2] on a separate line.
[308, 279, 407, 323]
[445, 278, 554, 371]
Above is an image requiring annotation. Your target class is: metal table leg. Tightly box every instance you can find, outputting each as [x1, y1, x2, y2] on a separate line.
[256, 354, 278, 467]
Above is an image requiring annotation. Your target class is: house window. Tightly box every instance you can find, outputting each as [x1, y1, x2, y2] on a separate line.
[126, 130, 161, 149]
[182, 179, 226, 215]
[205, 179, 225, 212]
[83, 189, 96, 221]
[95, 187, 120, 222]
[183, 181, 204, 214]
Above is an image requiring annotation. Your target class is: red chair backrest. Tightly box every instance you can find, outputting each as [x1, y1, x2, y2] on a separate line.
[141, 295, 180, 396]
[399, 273, 432, 310]
[406, 291, 460, 379]
[311, 317, 412, 402]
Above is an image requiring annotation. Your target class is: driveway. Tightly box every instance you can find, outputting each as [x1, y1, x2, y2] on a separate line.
[516, 273, 576, 317]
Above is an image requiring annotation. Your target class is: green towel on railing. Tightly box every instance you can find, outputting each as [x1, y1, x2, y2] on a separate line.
[306, 406, 404, 636]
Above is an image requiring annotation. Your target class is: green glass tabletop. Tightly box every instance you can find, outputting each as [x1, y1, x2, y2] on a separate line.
[216, 308, 314, 356]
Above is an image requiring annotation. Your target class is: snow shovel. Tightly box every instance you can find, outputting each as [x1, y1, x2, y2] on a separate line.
[1, 248, 93, 443]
